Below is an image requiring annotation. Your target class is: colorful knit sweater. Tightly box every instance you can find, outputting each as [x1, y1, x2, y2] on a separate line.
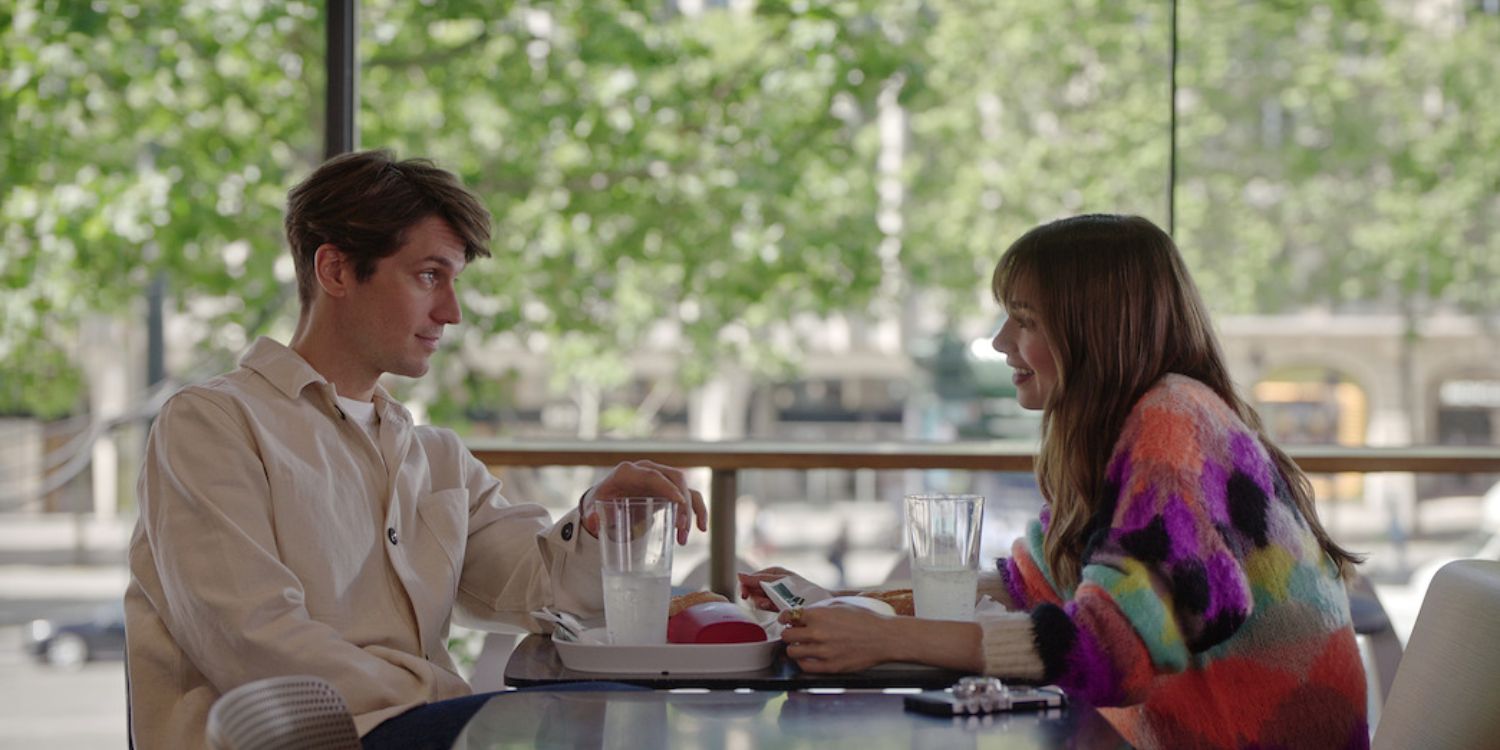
[981, 374, 1369, 749]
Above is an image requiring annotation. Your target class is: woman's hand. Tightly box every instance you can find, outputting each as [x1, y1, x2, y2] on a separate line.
[737, 567, 807, 611]
[778, 605, 906, 673]
[780, 607, 988, 674]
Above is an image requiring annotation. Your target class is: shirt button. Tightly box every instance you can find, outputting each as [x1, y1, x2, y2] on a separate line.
[387, 527, 399, 545]
[561, 522, 574, 542]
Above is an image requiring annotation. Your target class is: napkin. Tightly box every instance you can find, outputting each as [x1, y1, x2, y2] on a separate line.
[530, 608, 602, 642]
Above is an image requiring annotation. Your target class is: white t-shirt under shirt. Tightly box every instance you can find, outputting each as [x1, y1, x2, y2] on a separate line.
[337, 394, 379, 438]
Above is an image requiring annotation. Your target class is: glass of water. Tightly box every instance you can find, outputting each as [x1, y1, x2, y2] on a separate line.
[598, 496, 677, 645]
[905, 494, 985, 622]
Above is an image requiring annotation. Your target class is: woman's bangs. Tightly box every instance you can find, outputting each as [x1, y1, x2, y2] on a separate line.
[991, 252, 1033, 306]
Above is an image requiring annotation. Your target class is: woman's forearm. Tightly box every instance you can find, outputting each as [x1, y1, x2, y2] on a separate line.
[887, 618, 986, 673]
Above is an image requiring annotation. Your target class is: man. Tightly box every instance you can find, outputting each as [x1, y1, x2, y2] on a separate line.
[124, 150, 707, 748]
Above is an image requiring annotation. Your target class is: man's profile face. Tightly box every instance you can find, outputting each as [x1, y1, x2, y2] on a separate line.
[343, 214, 467, 380]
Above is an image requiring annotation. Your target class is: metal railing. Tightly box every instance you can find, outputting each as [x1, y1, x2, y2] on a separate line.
[468, 439, 1500, 597]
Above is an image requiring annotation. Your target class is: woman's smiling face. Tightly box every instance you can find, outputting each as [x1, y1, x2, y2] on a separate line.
[991, 285, 1059, 410]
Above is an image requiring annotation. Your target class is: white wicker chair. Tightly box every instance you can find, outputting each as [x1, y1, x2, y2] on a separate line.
[1373, 559, 1500, 750]
[206, 675, 361, 750]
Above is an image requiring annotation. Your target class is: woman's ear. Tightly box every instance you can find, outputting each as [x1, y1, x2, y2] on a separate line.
[312, 243, 353, 298]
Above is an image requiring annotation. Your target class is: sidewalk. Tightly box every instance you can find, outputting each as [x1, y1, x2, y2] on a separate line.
[0, 514, 133, 749]
[0, 513, 132, 565]
[0, 514, 131, 626]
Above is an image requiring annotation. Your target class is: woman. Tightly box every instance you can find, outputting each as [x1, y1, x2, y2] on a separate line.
[746, 214, 1369, 749]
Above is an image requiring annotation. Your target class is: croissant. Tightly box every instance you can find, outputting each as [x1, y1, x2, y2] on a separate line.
[860, 588, 915, 616]
[667, 590, 729, 617]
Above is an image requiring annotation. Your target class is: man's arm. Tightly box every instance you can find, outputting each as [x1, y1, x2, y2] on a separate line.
[136, 392, 439, 715]
[450, 446, 605, 630]
[453, 456, 709, 629]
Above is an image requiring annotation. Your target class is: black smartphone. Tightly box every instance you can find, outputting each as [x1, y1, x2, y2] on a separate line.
[903, 686, 1066, 716]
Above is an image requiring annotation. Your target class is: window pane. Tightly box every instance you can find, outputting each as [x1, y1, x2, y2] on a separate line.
[3, 1, 323, 417]
[357, 0, 1170, 445]
[1177, 0, 1500, 458]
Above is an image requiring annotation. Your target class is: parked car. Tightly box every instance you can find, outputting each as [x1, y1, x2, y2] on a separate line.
[21, 601, 126, 669]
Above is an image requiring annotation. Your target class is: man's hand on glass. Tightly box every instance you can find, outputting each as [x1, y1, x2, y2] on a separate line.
[578, 460, 708, 544]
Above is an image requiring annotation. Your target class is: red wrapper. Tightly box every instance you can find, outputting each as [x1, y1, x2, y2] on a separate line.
[666, 602, 768, 644]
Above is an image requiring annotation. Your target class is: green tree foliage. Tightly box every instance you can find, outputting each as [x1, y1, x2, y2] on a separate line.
[3, 0, 1496, 422]
[901, 0, 1174, 312]
[359, 0, 924, 421]
[3, 0, 324, 416]
[1174, 0, 1500, 316]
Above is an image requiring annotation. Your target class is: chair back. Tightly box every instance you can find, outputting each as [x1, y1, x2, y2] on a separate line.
[1347, 572, 1401, 725]
[1373, 559, 1500, 750]
[206, 675, 360, 750]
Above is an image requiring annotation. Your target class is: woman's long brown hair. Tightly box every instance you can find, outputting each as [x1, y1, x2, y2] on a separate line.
[992, 214, 1361, 591]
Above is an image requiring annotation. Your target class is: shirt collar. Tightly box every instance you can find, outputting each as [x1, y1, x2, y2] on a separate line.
[238, 337, 411, 423]
[240, 337, 324, 400]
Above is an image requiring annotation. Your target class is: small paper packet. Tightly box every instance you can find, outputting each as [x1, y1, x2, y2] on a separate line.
[758, 575, 834, 611]
[758, 575, 897, 629]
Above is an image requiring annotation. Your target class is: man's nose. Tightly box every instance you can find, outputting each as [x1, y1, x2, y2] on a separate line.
[436, 286, 462, 325]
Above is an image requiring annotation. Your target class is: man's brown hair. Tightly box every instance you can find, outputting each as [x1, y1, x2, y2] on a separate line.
[284, 149, 492, 310]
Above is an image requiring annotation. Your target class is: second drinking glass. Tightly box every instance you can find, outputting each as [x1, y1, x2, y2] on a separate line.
[904, 493, 985, 622]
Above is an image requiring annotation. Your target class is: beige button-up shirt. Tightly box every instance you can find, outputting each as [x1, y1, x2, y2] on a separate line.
[125, 337, 603, 748]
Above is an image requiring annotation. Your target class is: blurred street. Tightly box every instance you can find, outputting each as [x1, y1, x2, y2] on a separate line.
[0, 626, 127, 749]
[0, 490, 1494, 748]
[0, 516, 130, 749]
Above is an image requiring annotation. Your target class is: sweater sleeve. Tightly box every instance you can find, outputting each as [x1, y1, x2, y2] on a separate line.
[998, 515, 1068, 611]
[1006, 386, 1261, 707]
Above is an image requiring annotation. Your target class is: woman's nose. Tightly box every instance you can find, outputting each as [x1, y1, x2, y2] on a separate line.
[991, 320, 1013, 355]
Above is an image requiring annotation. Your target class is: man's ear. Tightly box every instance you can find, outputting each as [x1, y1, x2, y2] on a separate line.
[312, 243, 354, 298]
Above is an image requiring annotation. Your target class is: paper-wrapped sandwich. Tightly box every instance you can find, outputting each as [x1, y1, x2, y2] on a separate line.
[666, 592, 768, 644]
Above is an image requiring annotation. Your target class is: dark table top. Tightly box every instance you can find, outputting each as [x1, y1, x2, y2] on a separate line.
[502, 634, 972, 690]
[451, 688, 1128, 749]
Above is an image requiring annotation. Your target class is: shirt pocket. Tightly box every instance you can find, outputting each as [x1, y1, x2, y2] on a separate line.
[416, 488, 470, 591]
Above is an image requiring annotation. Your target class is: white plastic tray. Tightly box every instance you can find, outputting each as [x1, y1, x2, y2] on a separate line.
[555, 637, 781, 674]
